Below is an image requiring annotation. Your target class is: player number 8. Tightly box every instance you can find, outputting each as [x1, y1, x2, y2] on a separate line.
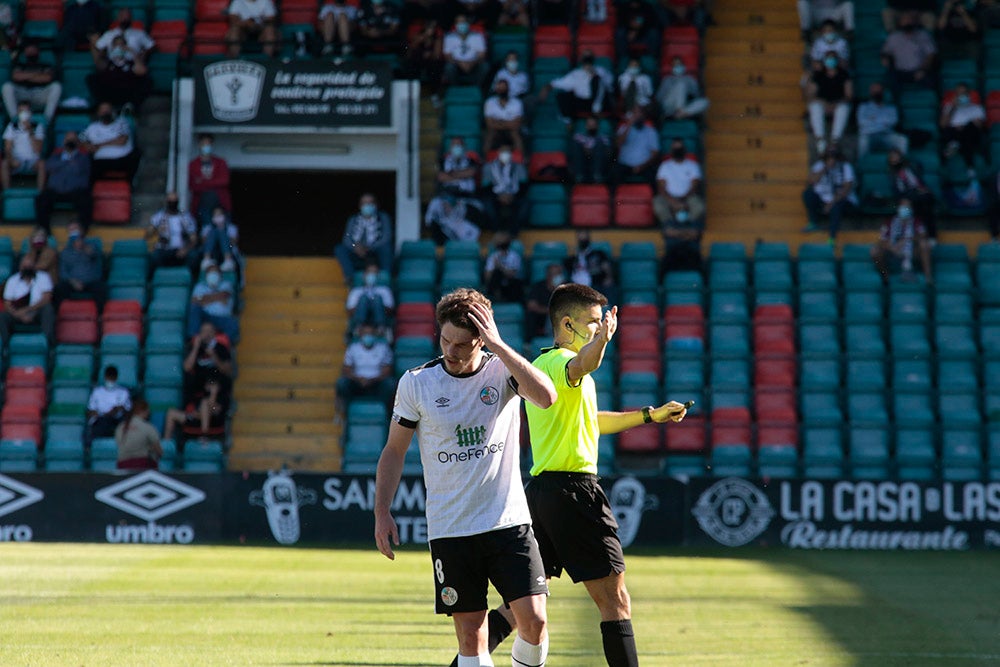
[434, 559, 445, 584]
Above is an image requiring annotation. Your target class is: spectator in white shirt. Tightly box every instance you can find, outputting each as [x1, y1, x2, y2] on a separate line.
[940, 82, 987, 174]
[481, 143, 528, 234]
[146, 191, 201, 276]
[335, 324, 395, 413]
[85, 365, 132, 448]
[655, 56, 710, 121]
[492, 51, 531, 100]
[1, 101, 45, 190]
[443, 14, 488, 86]
[80, 101, 140, 181]
[653, 137, 706, 225]
[483, 79, 524, 154]
[225, 0, 279, 58]
[798, 0, 855, 36]
[483, 231, 524, 303]
[92, 8, 154, 67]
[88, 32, 153, 110]
[856, 82, 908, 156]
[617, 57, 654, 113]
[187, 262, 240, 343]
[425, 192, 482, 244]
[1, 255, 55, 346]
[809, 19, 851, 69]
[540, 50, 614, 121]
[346, 261, 395, 332]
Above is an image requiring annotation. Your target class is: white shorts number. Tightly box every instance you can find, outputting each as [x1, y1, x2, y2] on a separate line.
[434, 558, 445, 584]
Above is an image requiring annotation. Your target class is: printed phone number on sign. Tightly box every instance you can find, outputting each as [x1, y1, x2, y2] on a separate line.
[274, 103, 381, 115]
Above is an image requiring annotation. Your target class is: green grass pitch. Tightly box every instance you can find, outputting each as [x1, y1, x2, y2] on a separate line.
[1, 543, 998, 666]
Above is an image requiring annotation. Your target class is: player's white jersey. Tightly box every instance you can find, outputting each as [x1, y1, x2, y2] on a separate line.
[393, 353, 530, 541]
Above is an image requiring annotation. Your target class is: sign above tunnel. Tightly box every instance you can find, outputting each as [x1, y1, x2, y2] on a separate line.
[194, 60, 393, 129]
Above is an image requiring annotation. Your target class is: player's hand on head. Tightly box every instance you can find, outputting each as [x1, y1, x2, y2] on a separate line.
[374, 514, 400, 560]
[467, 302, 501, 347]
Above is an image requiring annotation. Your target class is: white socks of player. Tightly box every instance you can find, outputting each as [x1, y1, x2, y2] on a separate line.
[458, 655, 494, 667]
[511, 634, 548, 666]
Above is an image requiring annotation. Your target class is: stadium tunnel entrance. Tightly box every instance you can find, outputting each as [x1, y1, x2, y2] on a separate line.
[230, 170, 396, 256]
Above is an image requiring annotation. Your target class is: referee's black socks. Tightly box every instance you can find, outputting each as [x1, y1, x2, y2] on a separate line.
[600, 619, 639, 667]
[448, 609, 513, 667]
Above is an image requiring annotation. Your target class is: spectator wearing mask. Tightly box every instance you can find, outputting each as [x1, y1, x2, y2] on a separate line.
[182, 321, 233, 404]
[491, 51, 531, 100]
[802, 147, 859, 242]
[80, 101, 140, 182]
[940, 82, 986, 176]
[93, 8, 155, 67]
[188, 134, 232, 226]
[85, 365, 131, 449]
[115, 399, 162, 470]
[936, 0, 980, 58]
[615, 0, 661, 60]
[881, 11, 938, 96]
[187, 262, 239, 343]
[200, 206, 240, 272]
[483, 79, 524, 154]
[22, 226, 59, 283]
[442, 14, 487, 86]
[1, 101, 45, 191]
[87, 32, 153, 109]
[335, 324, 395, 413]
[886, 148, 937, 239]
[35, 131, 92, 233]
[871, 196, 933, 283]
[806, 50, 853, 154]
[661, 203, 703, 274]
[654, 137, 705, 225]
[569, 115, 611, 184]
[617, 58, 654, 114]
[437, 136, 481, 196]
[1, 42, 61, 122]
[1, 255, 55, 347]
[333, 193, 394, 280]
[540, 50, 615, 121]
[808, 19, 851, 69]
[655, 56, 710, 121]
[481, 143, 528, 234]
[346, 261, 395, 332]
[225, 0, 279, 58]
[564, 229, 618, 303]
[424, 191, 482, 244]
[55, 222, 105, 308]
[57, 0, 102, 53]
[614, 105, 660, 183]
[483, 231, 524, 303]
[146, 192, 200, 275]
[856, 82, 908, 156]
[497, 0, 530, 28]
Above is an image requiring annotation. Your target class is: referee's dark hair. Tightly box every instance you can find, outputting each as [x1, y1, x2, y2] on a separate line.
[436, 287, 492, 334]
[548, 283, 607, 330]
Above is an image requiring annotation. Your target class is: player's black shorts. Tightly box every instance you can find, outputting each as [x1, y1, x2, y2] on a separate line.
[526, 471, 626, 583]
[428, 524, 548, 615]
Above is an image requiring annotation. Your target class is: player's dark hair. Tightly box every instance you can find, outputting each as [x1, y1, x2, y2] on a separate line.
[436, 288, 492, 334]
[548, 283, 607, 330]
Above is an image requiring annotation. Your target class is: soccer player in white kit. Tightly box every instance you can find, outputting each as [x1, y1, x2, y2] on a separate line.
[374, 288, 557, 667]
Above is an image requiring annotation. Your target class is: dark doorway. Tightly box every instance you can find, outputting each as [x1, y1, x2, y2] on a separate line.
[230, 170, 396, 256]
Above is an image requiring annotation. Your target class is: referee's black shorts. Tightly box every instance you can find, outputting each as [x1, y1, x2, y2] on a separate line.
[526, 471, 625, 583]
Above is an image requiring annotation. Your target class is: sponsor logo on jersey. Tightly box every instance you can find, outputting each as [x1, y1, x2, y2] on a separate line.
[435, 397, 450, 407]
[455, 424, 487, 448]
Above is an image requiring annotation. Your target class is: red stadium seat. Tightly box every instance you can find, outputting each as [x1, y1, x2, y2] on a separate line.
[3, 386, 48, 409]
[618, 334, 660, 357]
[663, 25, 699, 44]
[753, 322, 795, 354]
[1, 404, 43, 424]
[533, 26, 572, 59]
[619, 303, 659, 323]
[192, 21, 228, 55]
[711, 406, 751, 425]
[664, 304, 704, 322]
[756, 423, 799, 449]
[664, 415, 706, 453]
[754, 355, 796, 388]
[576, 23, 615, 59]
[57, 318, 99, 345]
[619, 356, 661, 378]
[754, 387, 797, 423]
[711, 422, 752, 448]
[6, 366, 47, 389]
[394, 321, 436, 340]
[102, 318, 143, 340]
[614, 184, 655, 228]
[528, 151, 569, 182]
[396, 302, 435, 323]
[0, 423, 42, 445]
[570, 184, 611, 228]
[24, 1, 64, 26]
[617, 425, 662, 453]
[619, 321, 660, 343]
[664, 320, 704, 343]
[58, 299, 98, 321]
[195, 0, 229, 21]
[92, 180, 131, 225]
[661, 42, 700, 74]
[102, 300, 143, 321]
[753, 303, 794, 324]
[941, 89, 982, 106]
[150, 20, 189, 54]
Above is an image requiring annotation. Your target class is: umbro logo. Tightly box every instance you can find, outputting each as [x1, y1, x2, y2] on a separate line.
[435, 397, 450, 407]
[95, 471, 206, 522]
[0, 474, 44, 518]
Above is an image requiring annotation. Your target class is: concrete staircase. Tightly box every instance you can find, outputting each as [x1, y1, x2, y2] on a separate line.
[702, 0, 812, 249]
[419, 95, 443, 203]
[228, 257, 347, 472]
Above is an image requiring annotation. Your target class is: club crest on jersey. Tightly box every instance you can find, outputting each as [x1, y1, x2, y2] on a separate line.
[479, 386, 499, 405]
